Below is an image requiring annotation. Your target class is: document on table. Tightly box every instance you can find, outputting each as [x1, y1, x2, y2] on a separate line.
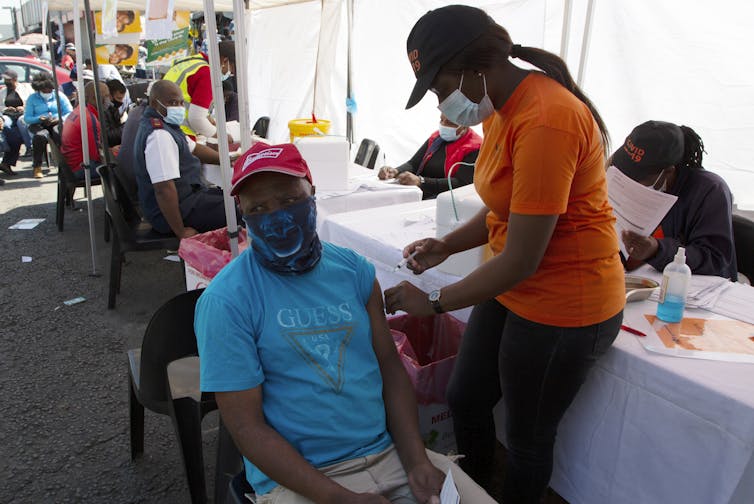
[606, 166, 678, 258]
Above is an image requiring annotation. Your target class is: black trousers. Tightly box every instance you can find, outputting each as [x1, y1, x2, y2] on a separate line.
[29, 124, 60, 168]
[446, 299, 622, 503]
[1, 125, 23, 166]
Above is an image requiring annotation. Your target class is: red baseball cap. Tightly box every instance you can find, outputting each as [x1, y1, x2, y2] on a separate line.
[230, 142, 313, 196]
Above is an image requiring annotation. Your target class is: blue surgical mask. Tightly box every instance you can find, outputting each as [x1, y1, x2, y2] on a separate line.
[40, 92, 54, 100]
[438, 73, 495, 127]
[243, 196, 322, 275]
[222, 70, 232, 81]
[438, 123, 462, 142]
[156, 100, 185, 126]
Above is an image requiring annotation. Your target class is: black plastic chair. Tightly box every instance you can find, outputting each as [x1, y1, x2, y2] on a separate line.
[226, 471, 255, 504]
[97, 164, 180, 309]
[354, 138, 380, 169]
[252, 116, 270, 139]
[47, 136, 106, 236]
[733, 214, 754, 282]
[128, 289, 217, 504]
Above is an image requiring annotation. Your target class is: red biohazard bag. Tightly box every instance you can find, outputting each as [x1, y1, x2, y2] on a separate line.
[178, 226, 249, 280]
[388, 313, 465, 405]
[388, 313, 465, 452]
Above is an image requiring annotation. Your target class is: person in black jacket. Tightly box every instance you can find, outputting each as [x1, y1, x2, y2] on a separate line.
[103, 79, 126, 147]
[378, 114, 481, 199]
[612, 120, 738, 280]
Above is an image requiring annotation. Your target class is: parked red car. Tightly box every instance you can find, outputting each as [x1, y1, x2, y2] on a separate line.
[0, 56, 72, 89]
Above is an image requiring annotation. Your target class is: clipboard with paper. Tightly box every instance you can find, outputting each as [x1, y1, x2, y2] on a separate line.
[605, 166, 679, 258]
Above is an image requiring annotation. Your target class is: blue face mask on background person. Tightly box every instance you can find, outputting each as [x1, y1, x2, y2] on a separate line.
[243, 196, 322, 275]
[438, 73, 495, 127]
[156, 99, 185, 126]
[438, 123, 462, 142]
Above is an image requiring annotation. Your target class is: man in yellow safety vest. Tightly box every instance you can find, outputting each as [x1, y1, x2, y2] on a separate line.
[162, 40, 236, 139]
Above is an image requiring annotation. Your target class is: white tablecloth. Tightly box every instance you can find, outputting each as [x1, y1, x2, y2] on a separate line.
[549, 301, 754, 504]
[320, 201, 754, 504]
[315, 164, 422, 229]
[203, 163, 422, 230]
[319, 200, 473, 322]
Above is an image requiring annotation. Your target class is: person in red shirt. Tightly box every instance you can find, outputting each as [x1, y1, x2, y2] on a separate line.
[60, 81, 111, 180]
[378, 113, 481, 199]
[61, 43, 76, 71]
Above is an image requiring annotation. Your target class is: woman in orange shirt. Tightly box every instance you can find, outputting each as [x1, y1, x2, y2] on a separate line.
[384, 6, 624, 502]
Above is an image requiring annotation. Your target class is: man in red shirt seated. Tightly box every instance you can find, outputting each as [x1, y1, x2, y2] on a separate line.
[61, 82, 112, 180]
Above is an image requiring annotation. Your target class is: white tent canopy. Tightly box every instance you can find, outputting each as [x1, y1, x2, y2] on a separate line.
[50, 0, 754, 212]
[235, 0, 754, 210]
[45, 0, 314, 12]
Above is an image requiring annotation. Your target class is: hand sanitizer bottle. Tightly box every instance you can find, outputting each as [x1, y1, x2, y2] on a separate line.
[656, 246, 692, 322]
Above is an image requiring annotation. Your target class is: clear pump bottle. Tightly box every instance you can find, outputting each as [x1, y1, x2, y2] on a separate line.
[656, 247, 692, 322]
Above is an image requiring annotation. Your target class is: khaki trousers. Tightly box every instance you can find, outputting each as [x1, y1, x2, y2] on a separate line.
[254, 445, 496, 503]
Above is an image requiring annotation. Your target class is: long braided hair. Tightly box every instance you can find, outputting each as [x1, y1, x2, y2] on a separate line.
[677, 125, 705, 171]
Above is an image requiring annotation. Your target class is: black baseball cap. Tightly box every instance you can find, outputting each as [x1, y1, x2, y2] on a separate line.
[405, 5, 491, 109]
[611, 120, 685, 180]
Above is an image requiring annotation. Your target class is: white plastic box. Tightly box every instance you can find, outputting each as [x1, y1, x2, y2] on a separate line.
[435, 184, 487, 276]
[294, 136, 350, 191]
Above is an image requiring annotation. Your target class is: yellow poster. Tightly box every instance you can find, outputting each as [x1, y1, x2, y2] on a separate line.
[95, 43, 139, 66]
[95, 10, 141, 35]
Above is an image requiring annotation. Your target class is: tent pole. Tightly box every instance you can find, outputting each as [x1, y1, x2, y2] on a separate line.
[203, 0, 239, 259]
[233, 0, 251, 151]
[72, 0, 99, 276]
[576, 0, 595, 87]
[345, 0, 353, 144]
[83, 0, 112, 165]
[559, 0, 572, 61]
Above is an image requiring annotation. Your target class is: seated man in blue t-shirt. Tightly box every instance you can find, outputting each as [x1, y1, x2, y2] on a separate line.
[194, 142, 494, 503]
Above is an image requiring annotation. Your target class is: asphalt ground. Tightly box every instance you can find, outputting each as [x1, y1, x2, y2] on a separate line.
[0, 156, 221, 503]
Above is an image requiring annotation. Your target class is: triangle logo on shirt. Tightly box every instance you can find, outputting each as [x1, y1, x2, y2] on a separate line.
[283, 326, 354, 393]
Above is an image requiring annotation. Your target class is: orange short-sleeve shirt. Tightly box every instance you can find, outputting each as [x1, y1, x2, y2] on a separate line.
[474, 73, 624, 327]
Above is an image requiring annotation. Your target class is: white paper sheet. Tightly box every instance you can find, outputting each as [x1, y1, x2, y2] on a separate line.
[606, 166, 678, 257]
[9, 218, 45, 230]
[440, 469, 460, 504]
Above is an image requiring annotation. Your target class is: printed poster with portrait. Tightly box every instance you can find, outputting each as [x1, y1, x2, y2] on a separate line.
[145, 11, 191, 66]
[94, 10, 141, 66]
[95, 43, 139, 66]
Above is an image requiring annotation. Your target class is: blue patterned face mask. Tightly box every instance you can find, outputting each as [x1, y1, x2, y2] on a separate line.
[243, 196, 322, 274]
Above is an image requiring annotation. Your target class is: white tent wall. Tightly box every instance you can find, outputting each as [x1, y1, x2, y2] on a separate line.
[244, 0, 754, 211]
[348, 0, 547, 167]
[578, 0, 754, 210]
[49, 1, 754, 209]
[246, 2, 331, 142]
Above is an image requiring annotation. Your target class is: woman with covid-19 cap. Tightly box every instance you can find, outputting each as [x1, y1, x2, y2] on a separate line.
[384, 5, 625, 502]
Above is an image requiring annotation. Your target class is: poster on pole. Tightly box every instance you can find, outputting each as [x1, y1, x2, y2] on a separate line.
[145, 0, 176, 40]
[145, 11, 191, 66]
[94, 10, 141, 66]
[100, 0, 119, 38]
[95, 10, 141, 38]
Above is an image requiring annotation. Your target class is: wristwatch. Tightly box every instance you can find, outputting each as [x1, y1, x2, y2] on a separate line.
[418, 175, 425, 185]
[428, 289, 444, 314]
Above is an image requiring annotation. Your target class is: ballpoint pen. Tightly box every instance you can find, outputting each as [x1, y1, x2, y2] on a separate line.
[621, 324, 647, 337]
[393, 250, 419, 272]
